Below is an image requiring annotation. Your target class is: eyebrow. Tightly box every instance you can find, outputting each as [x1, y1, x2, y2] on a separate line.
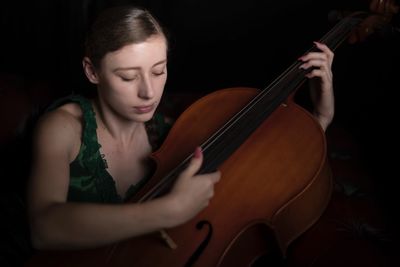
[113, 59, 167, 72]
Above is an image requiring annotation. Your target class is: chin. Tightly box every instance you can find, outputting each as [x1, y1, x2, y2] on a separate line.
[131, 112, 156, 123]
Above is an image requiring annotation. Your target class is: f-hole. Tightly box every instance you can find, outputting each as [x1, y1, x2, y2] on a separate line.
[184, 220, 213, 267]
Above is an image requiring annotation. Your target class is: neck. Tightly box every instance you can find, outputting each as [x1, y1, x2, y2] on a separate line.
[93, 98, 143, 143]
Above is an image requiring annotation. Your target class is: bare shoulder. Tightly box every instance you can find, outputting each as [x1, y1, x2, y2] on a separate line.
[33, 103, 84, 161]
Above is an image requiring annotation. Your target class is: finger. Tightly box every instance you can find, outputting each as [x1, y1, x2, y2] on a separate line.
[299, 43, 334, 65]
[299, 52, 328, 63]
[313, 41, 334, 63]
[211, 171, 221, 183]
[299, 59, 328, 70]
[313, 41, 329, 50]
[182, 147, 203, 177]
[313, 41, 333, 54]
[196, 171, 221, 184]
[305, 69, 331, 80]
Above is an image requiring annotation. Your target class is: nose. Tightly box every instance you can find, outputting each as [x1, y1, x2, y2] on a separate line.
[138, 76, 155, 100]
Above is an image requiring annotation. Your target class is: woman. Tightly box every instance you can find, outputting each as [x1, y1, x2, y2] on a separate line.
[27, 5, 334, 250]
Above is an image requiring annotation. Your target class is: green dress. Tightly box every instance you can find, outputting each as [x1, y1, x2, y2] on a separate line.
[47, 95, 171, 204]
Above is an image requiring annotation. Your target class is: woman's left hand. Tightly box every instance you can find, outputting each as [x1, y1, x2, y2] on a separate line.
[299, 41, 335, 131]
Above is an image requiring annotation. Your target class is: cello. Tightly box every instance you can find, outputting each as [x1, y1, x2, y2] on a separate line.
[25, 2, 398, 266]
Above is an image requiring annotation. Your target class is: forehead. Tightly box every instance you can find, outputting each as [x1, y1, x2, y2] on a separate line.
[102, 35, 167, 69]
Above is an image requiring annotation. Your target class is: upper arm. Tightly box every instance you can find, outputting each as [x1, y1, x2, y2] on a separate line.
[27, 109, 81, 216]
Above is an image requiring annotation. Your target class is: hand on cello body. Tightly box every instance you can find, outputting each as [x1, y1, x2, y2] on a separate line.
[165, 147, 221, 226]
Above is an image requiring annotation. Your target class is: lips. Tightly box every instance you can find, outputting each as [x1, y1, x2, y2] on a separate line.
[133, 103, 155, 114]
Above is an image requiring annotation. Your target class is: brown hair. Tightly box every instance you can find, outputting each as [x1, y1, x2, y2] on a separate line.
[85, 6, 167, 69]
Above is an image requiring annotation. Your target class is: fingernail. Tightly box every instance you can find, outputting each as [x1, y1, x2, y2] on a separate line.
[194, 147, 202, 158]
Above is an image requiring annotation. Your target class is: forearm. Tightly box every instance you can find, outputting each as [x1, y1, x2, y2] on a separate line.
[313, 89, 335, 131]
[30, 197, 176, 250]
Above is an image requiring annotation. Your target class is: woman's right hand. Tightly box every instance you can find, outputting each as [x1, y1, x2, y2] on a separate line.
[166, 147, 221, 226]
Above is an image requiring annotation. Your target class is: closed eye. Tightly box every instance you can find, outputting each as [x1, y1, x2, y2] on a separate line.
[152, 71, 166, 76]
[120, 75, 138, 82]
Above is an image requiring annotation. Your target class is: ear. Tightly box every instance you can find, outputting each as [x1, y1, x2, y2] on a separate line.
[82, 57, 99, 84]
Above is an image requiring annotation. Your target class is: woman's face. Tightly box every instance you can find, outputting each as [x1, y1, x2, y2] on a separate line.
[95, 35, 168, 123]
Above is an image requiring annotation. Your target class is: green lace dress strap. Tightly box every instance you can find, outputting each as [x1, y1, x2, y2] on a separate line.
[48, 94, 122, 203]
[70, 96, 123, 203]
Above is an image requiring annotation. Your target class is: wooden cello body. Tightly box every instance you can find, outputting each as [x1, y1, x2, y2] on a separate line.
[108, 87, 332, 267]
[26, 87, 332, 267]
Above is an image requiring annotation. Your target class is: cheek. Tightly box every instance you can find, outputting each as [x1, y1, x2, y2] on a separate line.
[98, 73, 118, 92]
[104, 77, 131, 95]
[152, 77, 167, 98]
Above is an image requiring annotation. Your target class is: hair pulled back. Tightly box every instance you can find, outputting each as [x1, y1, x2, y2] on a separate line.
[85, 6, 166, 68]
